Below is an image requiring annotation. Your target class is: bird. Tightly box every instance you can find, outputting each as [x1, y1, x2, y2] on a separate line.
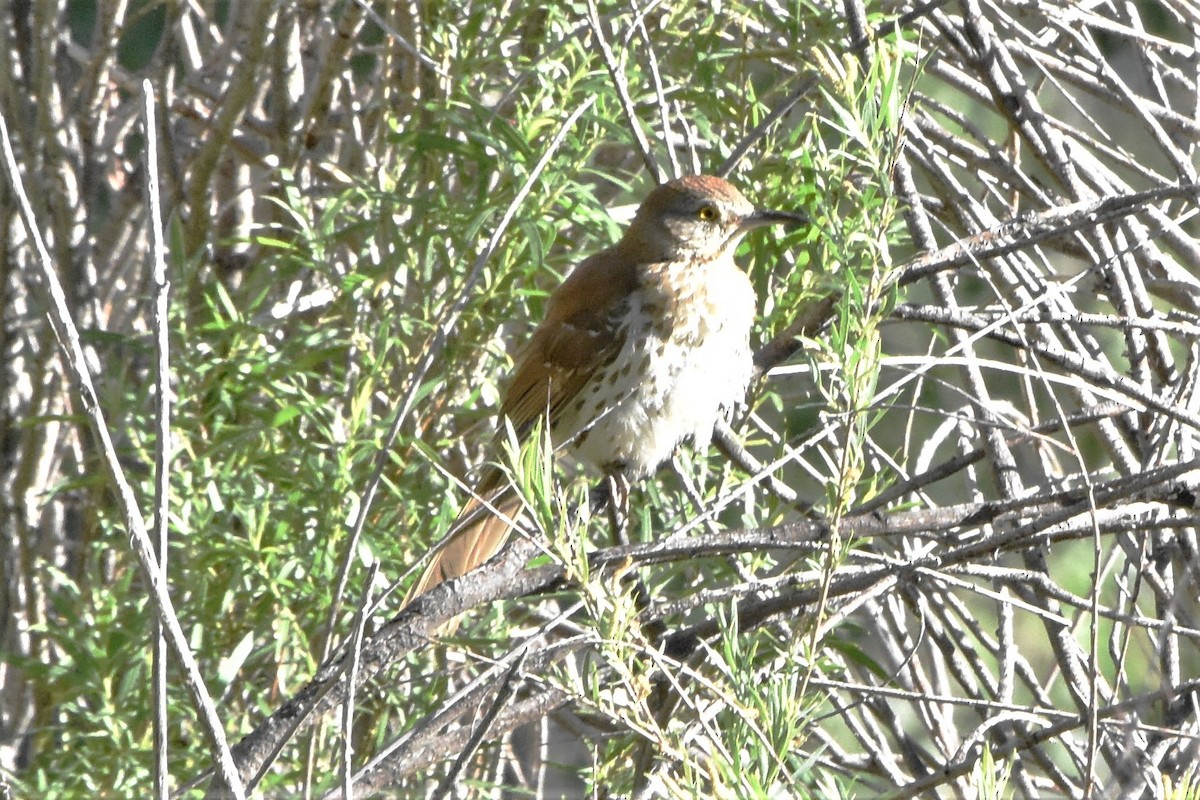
[405, 174, 807, 604]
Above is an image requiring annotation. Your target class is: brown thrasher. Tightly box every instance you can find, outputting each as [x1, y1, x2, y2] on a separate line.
[406, 175, 806, 601]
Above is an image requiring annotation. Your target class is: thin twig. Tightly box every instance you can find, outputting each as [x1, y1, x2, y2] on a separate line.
[0, 110, 247, 800]
[340, 562, 379, 800]
[143, 78, 172, 800]
[431, 650, 528, 799]
[585, 0, 661, 181]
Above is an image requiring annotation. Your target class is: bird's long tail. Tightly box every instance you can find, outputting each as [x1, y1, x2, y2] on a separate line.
[403, 469, 526, 604]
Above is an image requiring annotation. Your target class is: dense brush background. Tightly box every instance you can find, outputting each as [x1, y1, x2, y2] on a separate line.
[2, 1, 1199, 797]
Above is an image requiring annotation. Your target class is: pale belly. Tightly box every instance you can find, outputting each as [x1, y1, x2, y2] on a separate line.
[554, 266, 755, 478]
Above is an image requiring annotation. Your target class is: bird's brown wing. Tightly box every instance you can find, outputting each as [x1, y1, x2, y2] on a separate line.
[404, 245, 640, 607]
[502, 246, 638, 437]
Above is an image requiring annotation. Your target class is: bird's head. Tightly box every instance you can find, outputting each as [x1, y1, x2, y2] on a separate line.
[624, 175, 807, 263]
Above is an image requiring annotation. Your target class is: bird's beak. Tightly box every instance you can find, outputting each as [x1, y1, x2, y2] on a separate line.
[740, 208, 810, 230]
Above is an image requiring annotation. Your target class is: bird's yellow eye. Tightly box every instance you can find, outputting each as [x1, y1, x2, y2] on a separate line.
[697, 205, 718, 221]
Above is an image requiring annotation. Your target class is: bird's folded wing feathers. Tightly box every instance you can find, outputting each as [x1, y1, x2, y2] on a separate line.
[503, 248, 638, 436]
[405, 249, 639, 602]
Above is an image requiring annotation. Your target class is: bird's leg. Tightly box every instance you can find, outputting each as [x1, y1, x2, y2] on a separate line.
[586, 478, 614, 530]
[604, 470, 631, 547]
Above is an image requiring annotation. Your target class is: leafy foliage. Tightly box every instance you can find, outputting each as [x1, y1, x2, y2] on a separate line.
[2, 1, 1198, 798]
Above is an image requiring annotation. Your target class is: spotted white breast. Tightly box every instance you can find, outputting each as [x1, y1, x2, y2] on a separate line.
[553, 253, 756, 479]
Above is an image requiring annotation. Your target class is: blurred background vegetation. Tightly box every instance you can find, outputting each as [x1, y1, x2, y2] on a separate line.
[2, 1, 1199, 797]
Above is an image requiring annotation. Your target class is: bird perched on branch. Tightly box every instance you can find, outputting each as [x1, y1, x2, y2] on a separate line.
[405, 175, 807, 603]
